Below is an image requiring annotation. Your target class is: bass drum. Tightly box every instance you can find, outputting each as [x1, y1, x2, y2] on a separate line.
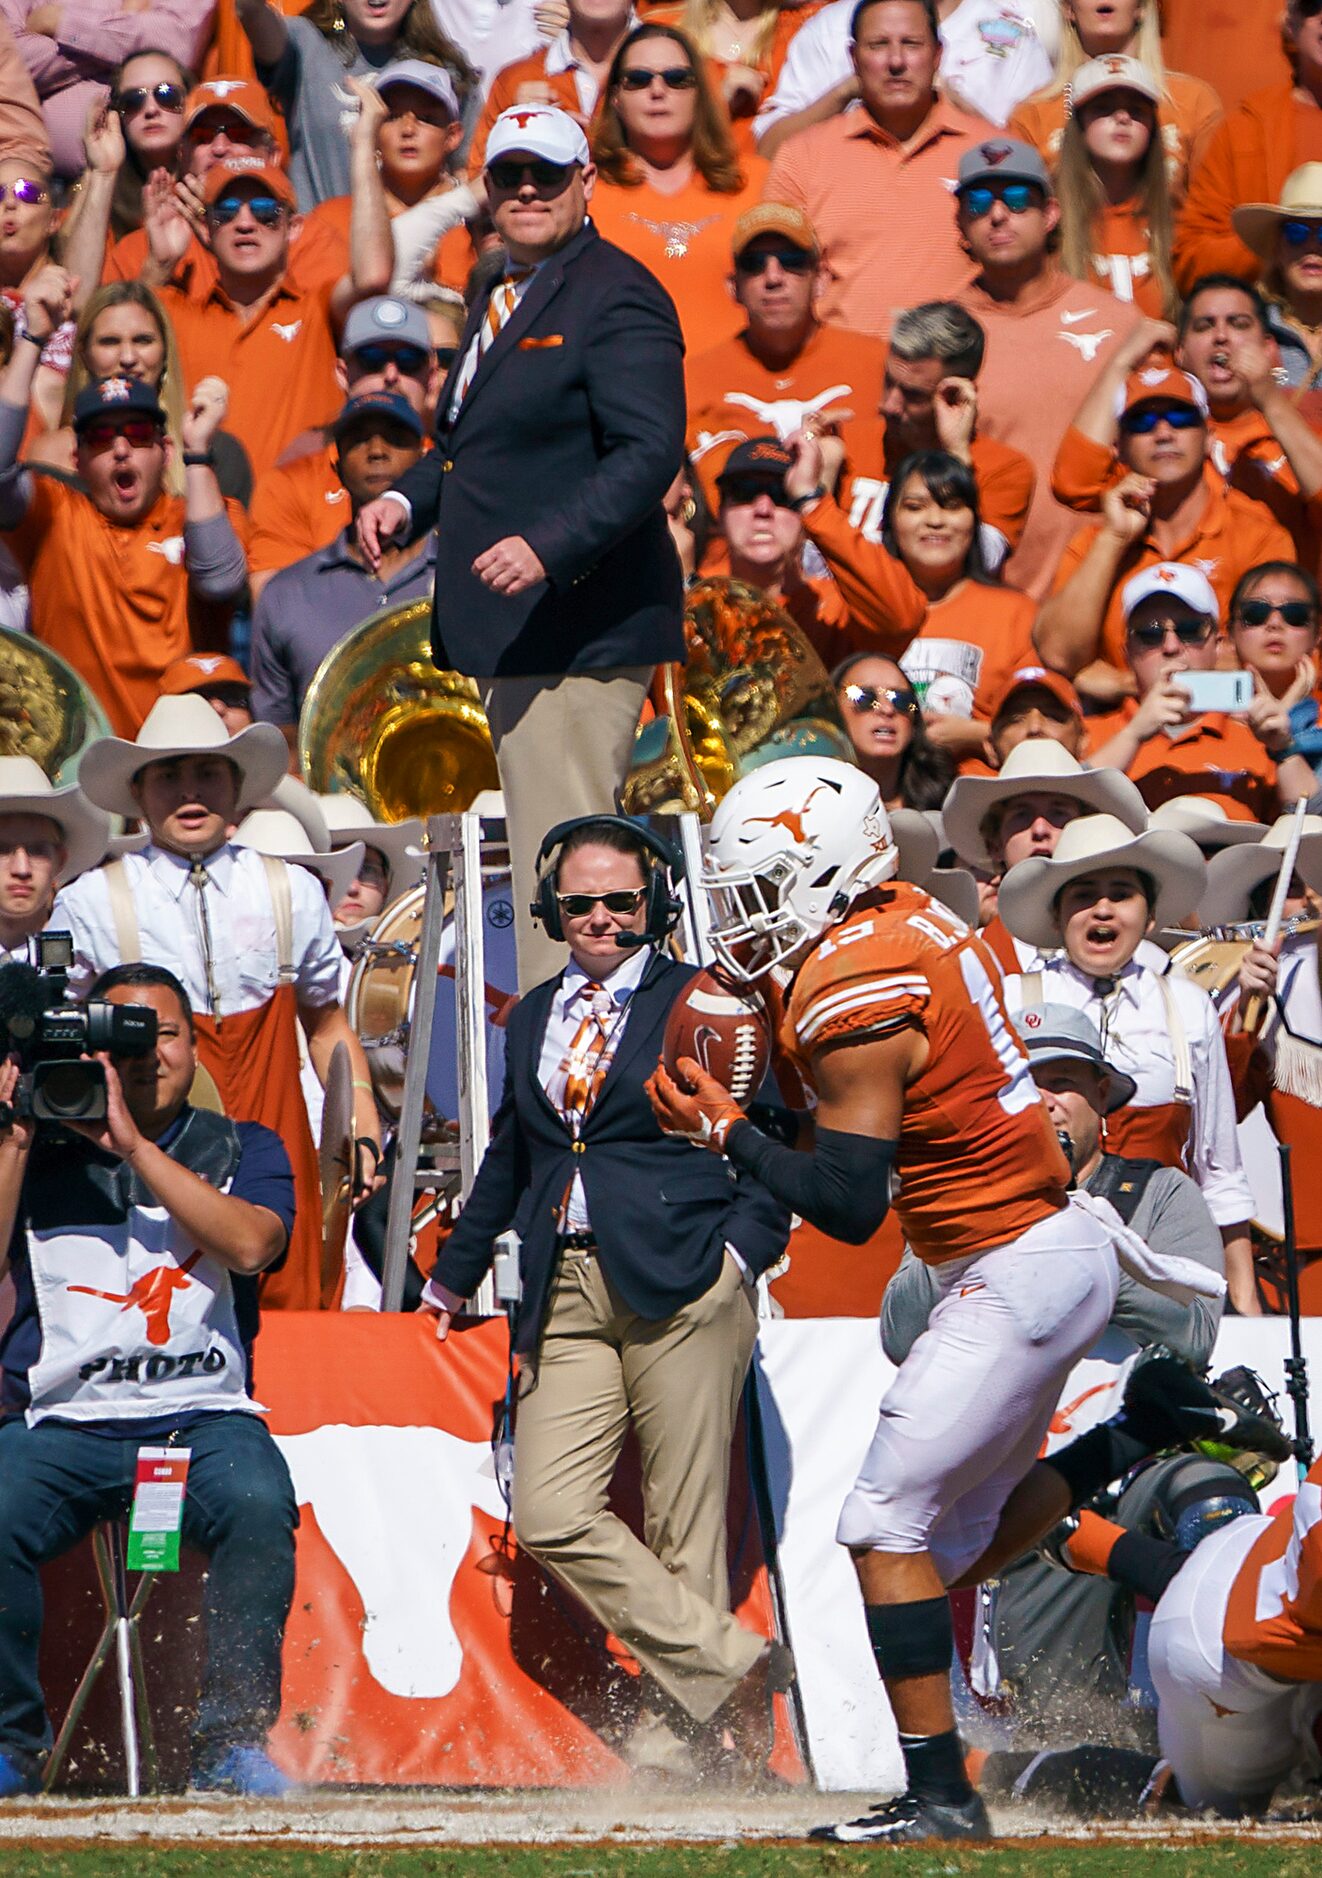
[346, 877, 520, 1122]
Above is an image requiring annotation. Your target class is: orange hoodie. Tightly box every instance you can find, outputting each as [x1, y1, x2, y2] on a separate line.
[1173, 82, 1312, 294]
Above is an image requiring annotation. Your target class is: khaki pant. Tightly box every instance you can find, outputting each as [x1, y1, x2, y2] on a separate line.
[480, 667, 653, 992]
[511, 1247, 764, 1723]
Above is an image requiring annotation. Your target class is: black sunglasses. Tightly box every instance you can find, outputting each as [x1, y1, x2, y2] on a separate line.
[487, 158, 575, 191]
[114, 81, 186, 116]
[734, 246, 815, 277]
[1126, 615, 1215, 648]
[352, 341, 429, 374]
[556, 888, 648, 916]
[1237, 598, 1317, 628]
[1121, 404, 1204, 434]
[209, 194, 285, 226]
[434, 344, 458, 368]
[618, 65, 698, 91]
[842, 682, 919, 716]
[719, 475, 794, 508]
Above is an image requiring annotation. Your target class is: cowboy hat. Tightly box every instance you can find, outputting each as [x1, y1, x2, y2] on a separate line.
[941, 739, 1149, 869]
[1012, 1003, 1138, 1114]
[890, 809, 980, 927]
[316, 792, 425, 910]
[1148, 797, 1268, 854]
[1232, 163, 1322, 260]
[1198, 813, 1322, 929]
[998, 813, 1206, 951]
[0, 755, 111, 884]
[232, 807, 366, 910]
[78, 695, 288, 822]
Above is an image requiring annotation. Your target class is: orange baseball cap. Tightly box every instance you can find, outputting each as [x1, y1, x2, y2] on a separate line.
[991, 665, 1083, 724]
[184, 78, 281, 141]
[731, 203, 820, 258]
[1119, 365, 1209, 421]
[202, 156, 298, 210]
[159, 653, 251, 696]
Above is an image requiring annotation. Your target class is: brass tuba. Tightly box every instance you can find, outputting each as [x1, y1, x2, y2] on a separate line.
[622, 577, 854, 819]
[0, 626, 112, 783]
[298, 598, 499, 821]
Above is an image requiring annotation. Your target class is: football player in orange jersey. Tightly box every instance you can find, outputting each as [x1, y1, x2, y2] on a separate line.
[648, 754, 1227, 1844]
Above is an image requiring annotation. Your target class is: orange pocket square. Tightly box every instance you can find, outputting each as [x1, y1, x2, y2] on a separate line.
[519, 334, 565, 349]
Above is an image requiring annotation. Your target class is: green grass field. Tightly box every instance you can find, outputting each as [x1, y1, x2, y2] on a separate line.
[1, 1845, 1318, 1878]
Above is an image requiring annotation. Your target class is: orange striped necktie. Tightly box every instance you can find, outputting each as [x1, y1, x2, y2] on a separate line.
[557, 981, 617, 1126]
[450, 263, 535, 411]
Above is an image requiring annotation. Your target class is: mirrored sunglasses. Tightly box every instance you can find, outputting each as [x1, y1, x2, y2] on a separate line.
[556, 888, 648, 916]
[1120, 404, 1203, 434]
[842, 682, 919, 716]
[1281, 219, 1322, 248]
[114, 82, 186, 116]
[0, 178, 48, 207]
[351, 342, 429, 374]
[208, 194, 285, 226]
[959, 182, 1041, 218]
[80, 417, 163, 451]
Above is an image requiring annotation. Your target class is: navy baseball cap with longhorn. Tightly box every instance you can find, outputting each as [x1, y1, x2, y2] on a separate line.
[716, 437, 796, 495]
[72, 375, 167, 434]
[331, 390, 424, 443]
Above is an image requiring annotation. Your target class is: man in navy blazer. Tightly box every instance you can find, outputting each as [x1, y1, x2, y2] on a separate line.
[421, 816, 792, 1778]
[357, 105, 687, 992]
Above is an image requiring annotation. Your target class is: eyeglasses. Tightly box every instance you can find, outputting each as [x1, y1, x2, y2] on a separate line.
[720, 476, 794, 508]
[1281, 219, 1322, 248]
[556, 888, 648, 916]
[842, 682, 919, 716]
[351, 342, 430, 374]
[1126, 614, 1216, 648]
[79, 418, 163, 451]
[618, 65, 698, 91]
[734, 246, 815, 276]
[487, 158, 575, 191]
[1237, 598, 1317, 628]
[0, 178, 48, 207]
[114, 81, 186, 116]
[208, 194, 285, 226]
[1120, 404, 1204, 434]
[959, 182, 1042, 218]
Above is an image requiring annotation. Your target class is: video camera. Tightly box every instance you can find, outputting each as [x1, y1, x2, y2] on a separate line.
[0, 934, 157, 1124]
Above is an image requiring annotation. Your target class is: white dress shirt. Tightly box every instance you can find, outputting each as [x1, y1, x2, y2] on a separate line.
[753, 0, 1056, 142]
[1004, 956, 1255, 1229]
[52, 843, 343, 1016]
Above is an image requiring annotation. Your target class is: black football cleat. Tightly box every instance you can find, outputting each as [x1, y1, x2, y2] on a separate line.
[809, 1790, 992, 1845]
[1122, 1349, 1293, 1461]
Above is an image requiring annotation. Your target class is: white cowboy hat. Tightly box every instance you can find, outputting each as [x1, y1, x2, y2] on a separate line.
[1232, 163, 1322, 260]
[78, 694, 288, 822]
[941, 740, 1149, 869]
[890, 808, 980, 927]
[998, 812, 1206, 951]
[232, 807, 366, 909]
[316, 791, 425, 908]
[1199, 814, 1322, 929]
[0, 755, 111, 884]
[1148, 797, 1268, 853]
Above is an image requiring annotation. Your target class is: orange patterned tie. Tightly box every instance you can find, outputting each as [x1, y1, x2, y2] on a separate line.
[557, 982, 617, 1127]
[449, 264, 535, 412]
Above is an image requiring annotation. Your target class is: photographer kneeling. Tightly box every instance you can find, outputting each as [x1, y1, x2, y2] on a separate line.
[0, 964, 298, 1798]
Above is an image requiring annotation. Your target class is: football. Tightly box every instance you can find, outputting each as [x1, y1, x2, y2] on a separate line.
[661, 970, 773, 1102]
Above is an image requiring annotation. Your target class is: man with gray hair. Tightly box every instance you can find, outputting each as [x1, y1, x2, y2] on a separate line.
[831, 299, 1036, 570]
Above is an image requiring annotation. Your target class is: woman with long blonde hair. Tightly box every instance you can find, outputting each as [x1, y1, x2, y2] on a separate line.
[1054, 56, 1176, 318]
[589, 23, 767, 348]
[1010, 0, 1220, 204]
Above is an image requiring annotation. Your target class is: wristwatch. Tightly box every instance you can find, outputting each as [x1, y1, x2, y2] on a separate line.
[181, 451, 215, 467]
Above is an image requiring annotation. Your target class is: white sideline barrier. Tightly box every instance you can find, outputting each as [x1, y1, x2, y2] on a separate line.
[752, 1317, 1322, 1792]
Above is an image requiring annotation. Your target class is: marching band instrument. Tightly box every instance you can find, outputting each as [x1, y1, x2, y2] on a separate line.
[0, 626, 111, 784]
[1170, 917, 1320, 996]
[622, 577, 854, 818]
[298, 599, 499, 823]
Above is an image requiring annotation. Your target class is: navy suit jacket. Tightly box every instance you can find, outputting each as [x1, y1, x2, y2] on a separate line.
[431, 951, 790, 1355]
[392, 218, 688, 679]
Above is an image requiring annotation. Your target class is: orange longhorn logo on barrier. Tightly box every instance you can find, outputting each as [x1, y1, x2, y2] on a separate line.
[745, 784, 831, 845]
[68, 1252, 203, 1347]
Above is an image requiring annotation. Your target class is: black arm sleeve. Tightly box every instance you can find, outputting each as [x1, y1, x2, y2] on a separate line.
[724, 1121, 896, 1245]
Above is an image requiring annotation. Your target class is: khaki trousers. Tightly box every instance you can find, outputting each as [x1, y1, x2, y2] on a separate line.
[480, 667, 653, 992]
[511, 1247, 764, 1723]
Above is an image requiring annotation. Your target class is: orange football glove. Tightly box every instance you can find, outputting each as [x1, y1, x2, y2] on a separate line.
[646, 1057, 746, 1153]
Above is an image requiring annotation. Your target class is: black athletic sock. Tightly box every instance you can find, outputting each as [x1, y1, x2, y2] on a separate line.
[1045, 1421, 1153, 1510]
[1106, 1529, 1188, 1604]
[896, 1729, 974, 1807]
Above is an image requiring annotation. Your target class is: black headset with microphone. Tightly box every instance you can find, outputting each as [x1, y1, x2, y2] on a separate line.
[530, 815, 684, 947]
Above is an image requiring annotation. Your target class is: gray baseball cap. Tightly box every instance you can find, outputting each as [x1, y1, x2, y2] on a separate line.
[1013, 1003, 1137, 1114]
[341, 296, 432, 358]
[374, 58, 459, 119]
[956, 137, 1052, 197]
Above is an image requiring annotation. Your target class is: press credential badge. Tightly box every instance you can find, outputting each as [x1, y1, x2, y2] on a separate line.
[127, 1447, 191, 1571]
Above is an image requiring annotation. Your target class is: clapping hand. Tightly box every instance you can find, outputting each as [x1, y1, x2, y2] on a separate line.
[181, 377, 229, 454]
[21, 264, 75, 344]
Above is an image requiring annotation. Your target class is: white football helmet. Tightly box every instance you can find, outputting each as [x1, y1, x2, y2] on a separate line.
[703, 758, 898, 982]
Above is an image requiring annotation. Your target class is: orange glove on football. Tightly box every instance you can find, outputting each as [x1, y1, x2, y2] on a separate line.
[646, 1057, 747, 1153]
